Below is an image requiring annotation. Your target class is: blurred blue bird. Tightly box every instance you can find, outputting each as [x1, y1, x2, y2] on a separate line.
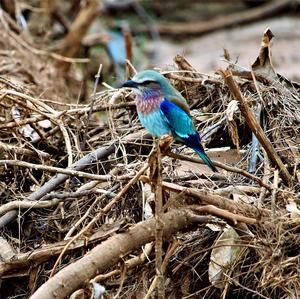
[106, 30, 126, 85]
[122, 70, 217, 172]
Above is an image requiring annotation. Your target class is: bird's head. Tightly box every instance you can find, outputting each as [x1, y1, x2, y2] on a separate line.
[122, 70, 172, 98]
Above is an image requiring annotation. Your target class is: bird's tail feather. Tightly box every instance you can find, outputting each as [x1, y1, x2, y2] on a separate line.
[194, 149, 218, 172]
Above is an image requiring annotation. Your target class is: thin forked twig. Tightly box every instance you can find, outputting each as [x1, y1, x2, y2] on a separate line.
[81, 63, 103, 150]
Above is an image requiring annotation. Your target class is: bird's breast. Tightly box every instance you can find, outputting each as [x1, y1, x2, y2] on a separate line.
[137, 108, 171, 137]
[135, 95, 163, 114]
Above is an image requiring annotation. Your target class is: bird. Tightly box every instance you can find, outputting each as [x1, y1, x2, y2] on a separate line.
[122, 70, 217, 172]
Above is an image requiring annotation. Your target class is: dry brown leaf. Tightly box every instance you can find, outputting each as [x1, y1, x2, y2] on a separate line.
[226, 100, 240, 154]
[227, 120, 240, 154]
[251, 28, 277, 80]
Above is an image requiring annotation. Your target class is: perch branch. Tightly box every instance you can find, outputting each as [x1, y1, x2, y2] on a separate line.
[154, 142, 164, 298]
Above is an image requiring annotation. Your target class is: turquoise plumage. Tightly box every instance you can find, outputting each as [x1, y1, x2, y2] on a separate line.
[122, 70, 217, 172]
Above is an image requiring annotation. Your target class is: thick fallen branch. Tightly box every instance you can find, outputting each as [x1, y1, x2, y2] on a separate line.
[221, 69, 291, 185]
[29, 209, 207, 299]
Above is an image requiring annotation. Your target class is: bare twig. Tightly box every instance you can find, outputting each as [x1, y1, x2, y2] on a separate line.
[166, 151, 272, 191]
[0, 160, 132, 183]
[221, 69, 291, 185]
[81, 63, 103, 150]
[271, 170, 279, 220]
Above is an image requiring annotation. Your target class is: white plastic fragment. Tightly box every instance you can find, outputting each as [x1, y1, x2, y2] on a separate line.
[209, 226, 246, 288]
[91, 282, 106, 299]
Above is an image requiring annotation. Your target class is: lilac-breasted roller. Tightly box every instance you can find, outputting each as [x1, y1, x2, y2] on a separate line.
[122, 70, 217, 172]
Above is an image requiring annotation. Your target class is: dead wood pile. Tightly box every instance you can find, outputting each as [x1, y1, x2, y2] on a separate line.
[0, 25, 300, 299]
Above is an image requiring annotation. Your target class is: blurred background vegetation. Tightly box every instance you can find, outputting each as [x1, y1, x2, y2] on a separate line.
[0, 0, 299, 101]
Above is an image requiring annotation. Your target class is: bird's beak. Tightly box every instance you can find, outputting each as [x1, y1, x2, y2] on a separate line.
[122, 80, 139, 88]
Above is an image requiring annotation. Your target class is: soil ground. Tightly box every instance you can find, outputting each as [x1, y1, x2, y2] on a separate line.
[158, 16, 300, 80]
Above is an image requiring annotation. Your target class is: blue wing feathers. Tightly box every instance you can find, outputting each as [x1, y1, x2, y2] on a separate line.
[160, 99, 217, 172]
[160, 99, 194, 138]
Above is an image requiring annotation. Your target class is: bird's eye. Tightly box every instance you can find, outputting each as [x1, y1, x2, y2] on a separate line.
[140, 80, 156, 86]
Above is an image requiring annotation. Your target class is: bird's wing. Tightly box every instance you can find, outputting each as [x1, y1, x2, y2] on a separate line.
[160, 99, 195, 139]
[160, 98, 217, 172]
[167, 94, 191, 116]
